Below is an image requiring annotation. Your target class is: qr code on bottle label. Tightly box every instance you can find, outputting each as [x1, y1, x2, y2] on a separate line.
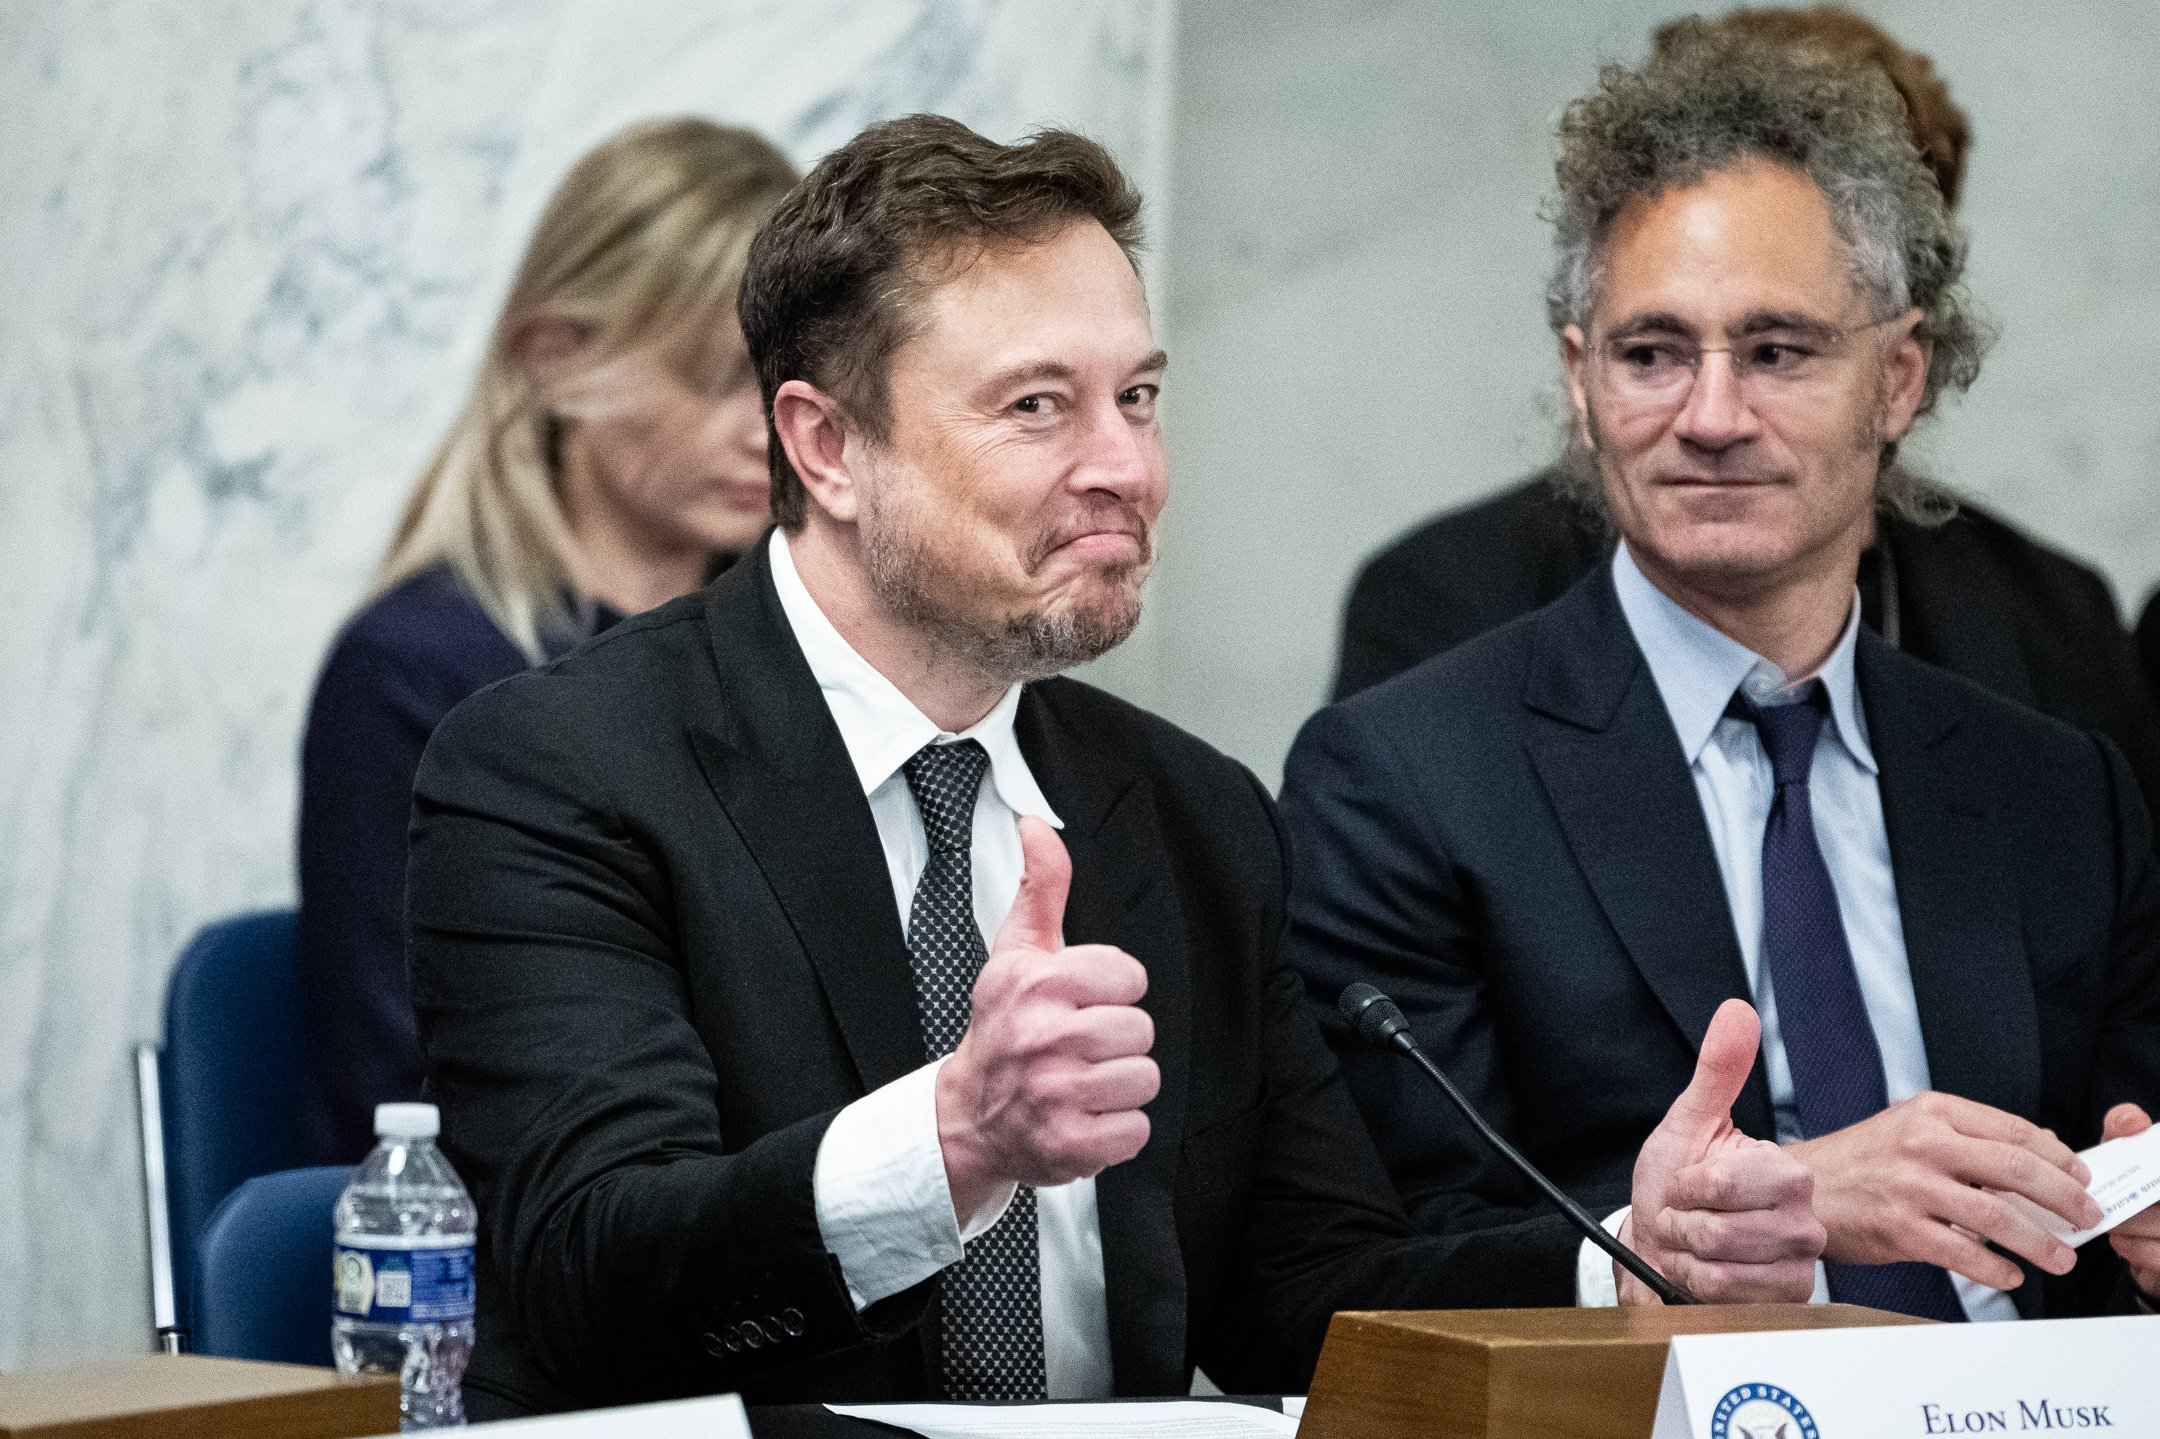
[376, 1268, 412, 1307]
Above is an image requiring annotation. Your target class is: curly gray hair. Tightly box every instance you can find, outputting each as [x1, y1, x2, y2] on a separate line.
[1546, 19, 1991, 523]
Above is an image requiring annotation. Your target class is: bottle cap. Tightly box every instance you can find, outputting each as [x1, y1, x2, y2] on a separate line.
[374, 1102, 440, 1140]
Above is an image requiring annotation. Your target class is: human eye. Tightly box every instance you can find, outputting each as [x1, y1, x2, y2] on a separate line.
[1744, 339, 1818, 375]
[1611, 338, 1690, 379]
[1012, 393, 1051, 416]
[1117, 382, 1159, 420]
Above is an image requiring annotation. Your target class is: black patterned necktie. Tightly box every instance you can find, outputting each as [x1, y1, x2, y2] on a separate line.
[900, 740, 1049, 1400]
[1731, 687, 1966, 1322]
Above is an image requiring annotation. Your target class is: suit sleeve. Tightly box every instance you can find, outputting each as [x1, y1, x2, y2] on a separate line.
[2093, 735, 2160, 1114]
[406, 679, 925, 1404]
[1276, 701, 1634, 1236]
[1190, 767, 1580, 1394]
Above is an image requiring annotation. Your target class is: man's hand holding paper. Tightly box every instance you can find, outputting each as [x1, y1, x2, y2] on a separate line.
[1997, 1103, 2160, 1301]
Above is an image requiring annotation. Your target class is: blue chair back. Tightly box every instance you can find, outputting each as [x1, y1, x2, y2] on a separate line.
[192, 1165, 350, 1365]
[158, 908, 313, 1330]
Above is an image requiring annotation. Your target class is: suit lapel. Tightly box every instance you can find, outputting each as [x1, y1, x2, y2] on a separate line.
[1018, 685, 1191, 1397]
[1523, 568, 1777, 1138]
[1859, 639, 2040, 1125]
[685, 541, 925, 1095]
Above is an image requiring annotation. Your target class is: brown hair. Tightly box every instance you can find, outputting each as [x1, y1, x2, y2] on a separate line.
[377, 118, 797, 657]
[1655, 6, 1971, 207]
[738, 114, 1144, 530]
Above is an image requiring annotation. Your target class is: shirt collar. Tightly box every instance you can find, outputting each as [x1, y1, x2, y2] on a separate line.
[1611, 541, 1875, 775]
[767, 529, 1063, 826]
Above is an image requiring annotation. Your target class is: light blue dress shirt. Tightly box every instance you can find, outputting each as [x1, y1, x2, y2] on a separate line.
[1608, 543, 2016, 1322]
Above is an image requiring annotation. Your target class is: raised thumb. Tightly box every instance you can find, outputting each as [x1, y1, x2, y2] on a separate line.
[1667, 997, 1760, 1136]
[992, 816, 1070, 954]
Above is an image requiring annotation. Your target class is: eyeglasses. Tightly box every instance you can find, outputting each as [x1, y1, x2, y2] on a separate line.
[1589, 314, 1899, 412]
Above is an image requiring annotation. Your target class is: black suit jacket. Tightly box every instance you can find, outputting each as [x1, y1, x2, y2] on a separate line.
[406, 540, 1582, 1418]
[2140, 589, 2160, 712]
[1283, 562, 2160, 1319]
[1332, 474, 2160, 824]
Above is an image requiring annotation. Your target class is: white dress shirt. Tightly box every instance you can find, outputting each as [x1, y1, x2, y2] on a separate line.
[771, 530, 1114, 1396]
[1577, 544, 2016, 1322]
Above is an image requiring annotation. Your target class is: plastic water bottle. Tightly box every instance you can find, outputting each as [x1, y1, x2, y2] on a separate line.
[333, 1102, 476, 1430]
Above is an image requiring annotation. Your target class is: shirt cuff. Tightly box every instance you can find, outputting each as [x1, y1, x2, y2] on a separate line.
[812, 1056, 1018, 1311]
[1575, 1205, 1631, 1307]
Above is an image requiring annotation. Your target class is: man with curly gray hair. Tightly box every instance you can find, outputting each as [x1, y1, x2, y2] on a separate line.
[1544, 18, 1986, 527]
[1284, 22, 2160, 1324]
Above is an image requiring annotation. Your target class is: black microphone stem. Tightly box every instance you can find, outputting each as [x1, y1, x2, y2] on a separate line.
[1388, 1031, 1698, 1306]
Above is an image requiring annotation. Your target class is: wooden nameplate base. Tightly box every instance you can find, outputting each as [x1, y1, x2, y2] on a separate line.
[0, 1354, 398, 1439]
[1299, 1304, 1930, 1439]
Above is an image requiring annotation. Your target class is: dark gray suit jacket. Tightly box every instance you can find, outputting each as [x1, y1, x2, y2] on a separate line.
[1285, 561, 2160, 1319]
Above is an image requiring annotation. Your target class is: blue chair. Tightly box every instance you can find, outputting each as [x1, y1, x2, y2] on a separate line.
[192, 1165, 350, 1364]
[134, 908, 316, 1350]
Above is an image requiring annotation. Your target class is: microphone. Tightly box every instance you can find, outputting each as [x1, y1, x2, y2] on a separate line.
[1338, 982, 1698, 1306]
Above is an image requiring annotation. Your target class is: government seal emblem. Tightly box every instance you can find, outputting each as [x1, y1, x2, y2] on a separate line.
[1710, 1382, 1821, 1439]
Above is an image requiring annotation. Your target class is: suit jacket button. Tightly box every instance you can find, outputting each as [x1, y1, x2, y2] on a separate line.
[702, 1332, 727, 1358]
[780, 1308, 806, 1337]
[739, 1322, 766, 1349]
[722, 1330, 745, 1354]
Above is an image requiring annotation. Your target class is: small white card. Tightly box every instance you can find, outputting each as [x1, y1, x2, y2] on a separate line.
[2003, 1124, 2160, 1248]
[465, 1393, 752, 1436]
[1650, 1316, 2160, 1439]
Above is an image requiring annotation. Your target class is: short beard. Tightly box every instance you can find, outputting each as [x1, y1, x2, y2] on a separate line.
[862, 503, 1149, 689]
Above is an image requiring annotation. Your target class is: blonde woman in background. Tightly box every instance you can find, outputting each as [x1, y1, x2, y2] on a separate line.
[297, 119, 798, 1160]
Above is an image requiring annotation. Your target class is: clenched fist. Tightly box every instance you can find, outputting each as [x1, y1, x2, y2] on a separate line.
[1621, 999, 1825, 1305]
[936, 817, 1161, 1221]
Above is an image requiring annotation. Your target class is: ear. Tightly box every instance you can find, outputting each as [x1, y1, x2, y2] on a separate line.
[1560, 324, 1595, 449]
[507, 316, 588, 375]
[771, 378, 866, 524]
[1877, 306, 1930, 443]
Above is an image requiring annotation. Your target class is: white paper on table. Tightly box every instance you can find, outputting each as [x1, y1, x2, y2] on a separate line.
[1279, 1396, 1305, 1419]
[2002, 1123, 2160, 1247]
[824, 1399, 1300, 1438]
[465, 1392, 751, 1436]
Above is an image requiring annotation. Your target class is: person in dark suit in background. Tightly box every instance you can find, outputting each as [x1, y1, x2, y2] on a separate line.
[296, 119, 797, 1161]
[1331, 5, 2160, 822]
[406, 116, 1822, 1419]
[2141, 590, 2160, 709]
[1284, 26, 2160, 1321]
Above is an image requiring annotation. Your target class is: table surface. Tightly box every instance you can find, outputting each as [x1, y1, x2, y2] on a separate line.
[746, 1395, 1294, 1437]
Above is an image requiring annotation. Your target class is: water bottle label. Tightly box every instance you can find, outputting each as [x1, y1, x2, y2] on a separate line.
[333, 1242, 475, 1323]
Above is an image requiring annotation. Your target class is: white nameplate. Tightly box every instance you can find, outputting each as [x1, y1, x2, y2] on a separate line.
[467, 1392, 751, 1435]
[1651, 1316, 2160, 1438]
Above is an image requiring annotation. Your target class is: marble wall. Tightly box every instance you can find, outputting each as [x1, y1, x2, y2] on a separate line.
[1148, 0, 2160, 786]
[0, 0, 1173, 1369]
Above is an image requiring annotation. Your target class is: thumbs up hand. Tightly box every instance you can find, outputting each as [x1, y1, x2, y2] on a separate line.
[936, 818, 1160, 1223]
[1619, 999, 1825, 1304]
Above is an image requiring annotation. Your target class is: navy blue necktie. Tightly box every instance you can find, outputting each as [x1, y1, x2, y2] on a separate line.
[1733, 687, 1967, 1323]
